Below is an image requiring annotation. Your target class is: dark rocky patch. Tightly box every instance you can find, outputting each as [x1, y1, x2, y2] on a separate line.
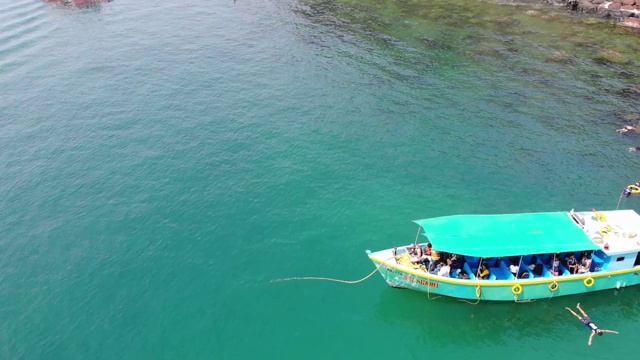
[546, 50, 576, 63]
[546, 0, 640, 27]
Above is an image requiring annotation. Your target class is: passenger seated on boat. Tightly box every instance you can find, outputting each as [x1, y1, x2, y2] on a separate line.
[477, 264, 490, 280]
[462, 262, 476, 280]
[457, 269, 470, 279]
[437, 261, 451, 277]
[565, 253, 578, 274]
[530, 263, 544, 277]
[405, 244, 419, 256]
[519, 271, 530, 279]
[418, 243, 432, 268]
[578, 253, 592, 274]
[423, 243, 433, 260]
[550, 257, 561, 276]
[509, 263, 519, 277]
[405, 244, 422, 264]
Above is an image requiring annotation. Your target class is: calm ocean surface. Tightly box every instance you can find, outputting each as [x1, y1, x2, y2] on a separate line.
[1, 0, 640, 358]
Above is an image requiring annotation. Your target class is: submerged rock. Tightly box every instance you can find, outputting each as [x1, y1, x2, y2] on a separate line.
[595, 49, 630, 64]
[547, 0, 640, 27]
[620, 16, 640, 27]
[620, 86, 640, 95]
[493, 16, 520, 27]
[546, 50, 576, 63]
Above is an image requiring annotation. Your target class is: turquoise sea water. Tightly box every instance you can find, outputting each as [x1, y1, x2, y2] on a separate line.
[1, 0, 640, 358]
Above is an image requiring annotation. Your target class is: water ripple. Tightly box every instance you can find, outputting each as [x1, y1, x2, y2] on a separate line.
[0, 0, 52, 69]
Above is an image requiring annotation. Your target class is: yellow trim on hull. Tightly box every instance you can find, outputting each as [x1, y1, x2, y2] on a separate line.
[369, 255, 640, 287]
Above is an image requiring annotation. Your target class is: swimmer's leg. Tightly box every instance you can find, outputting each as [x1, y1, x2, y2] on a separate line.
[565, 307, 582, 320]
[577, 303, 589, 318]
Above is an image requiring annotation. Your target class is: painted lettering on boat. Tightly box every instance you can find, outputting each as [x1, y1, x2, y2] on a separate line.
[386, 267, 400, 275]
[402, 275, 439, 288]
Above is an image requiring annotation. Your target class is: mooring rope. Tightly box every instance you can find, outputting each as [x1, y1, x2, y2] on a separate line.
[616, 193, 623, 210]
[457, 270, 482, 304]
[426, 273, 441, 301]
[271, 257, 395, 285]
[514, 294, 535, 303]
[457, 296, 480, 305]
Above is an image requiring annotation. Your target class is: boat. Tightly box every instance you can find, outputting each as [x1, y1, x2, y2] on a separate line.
[366, 209, 640, 301]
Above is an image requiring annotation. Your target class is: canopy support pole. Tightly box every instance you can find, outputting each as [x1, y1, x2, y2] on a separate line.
[413, 226, 422, 245]
[517, 255, 524, 279]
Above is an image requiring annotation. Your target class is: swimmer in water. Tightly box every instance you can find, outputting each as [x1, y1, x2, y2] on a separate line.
[617, 125, 636, 134]
[565, 303, 618, 346]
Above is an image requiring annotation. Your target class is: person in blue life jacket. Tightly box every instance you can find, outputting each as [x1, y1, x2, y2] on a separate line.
[565, 303, 618, 346]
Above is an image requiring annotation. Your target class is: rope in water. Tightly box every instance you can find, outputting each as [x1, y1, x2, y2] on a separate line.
[271, 257, 394, 285]
[457, 298, 479, 304]
[272, 256, 534, 304]
[616, 193, 623, 210]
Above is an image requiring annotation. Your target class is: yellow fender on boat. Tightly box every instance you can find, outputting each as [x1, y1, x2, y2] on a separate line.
[549, 281, 559, 292]
[512, 284, 523, 295]
[475, 286, 482, 298]
[584, 277, 595, 287]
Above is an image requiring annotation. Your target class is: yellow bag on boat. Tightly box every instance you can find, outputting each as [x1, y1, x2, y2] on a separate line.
[395, 253, 427, 272]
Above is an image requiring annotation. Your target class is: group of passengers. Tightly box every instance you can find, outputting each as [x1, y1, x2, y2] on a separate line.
[498, 252, 596, 279]
[564, 252, 596, 274]
[398, 244, 597, 280]
[399, 243, 475, 279]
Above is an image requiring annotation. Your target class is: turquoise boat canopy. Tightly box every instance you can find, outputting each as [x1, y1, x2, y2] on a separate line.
[413, 212, 600, 257]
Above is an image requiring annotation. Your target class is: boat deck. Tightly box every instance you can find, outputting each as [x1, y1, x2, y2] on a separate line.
[576, 210, 640, 255]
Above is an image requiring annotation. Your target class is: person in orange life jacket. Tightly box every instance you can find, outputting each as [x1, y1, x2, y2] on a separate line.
[565, 303, 618, 346]
[428, 249, 441, 273]
[421, 243, 433, 267]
